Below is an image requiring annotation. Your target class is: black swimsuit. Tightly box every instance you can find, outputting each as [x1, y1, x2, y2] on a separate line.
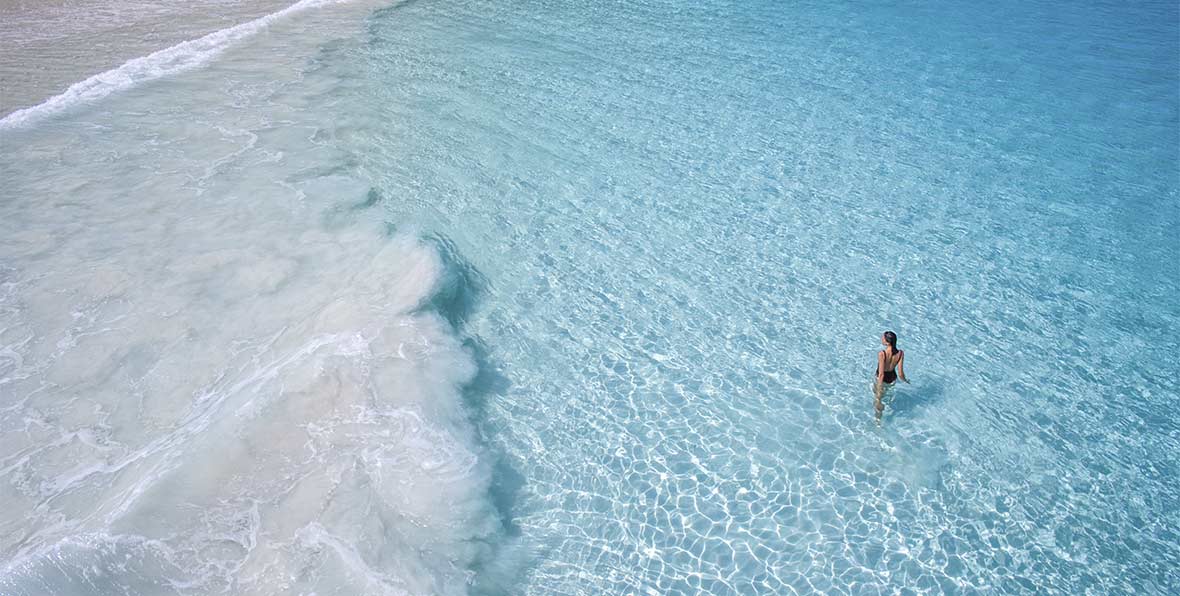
[877, 350, 899, 384]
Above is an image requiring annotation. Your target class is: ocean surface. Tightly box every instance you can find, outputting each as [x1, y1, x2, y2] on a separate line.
[1, 0, 1177, 594]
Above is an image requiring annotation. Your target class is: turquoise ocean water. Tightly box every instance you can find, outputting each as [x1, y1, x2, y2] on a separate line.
[1, 0, 1177, 594]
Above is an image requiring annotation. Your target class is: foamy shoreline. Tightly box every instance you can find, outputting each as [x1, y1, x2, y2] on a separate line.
[0, 0, 294, 117]
[0, 2, 507, 589]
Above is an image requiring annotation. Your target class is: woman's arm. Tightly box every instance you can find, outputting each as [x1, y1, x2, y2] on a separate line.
[898, 350, 908, 383]
[876, 350, 885, 384]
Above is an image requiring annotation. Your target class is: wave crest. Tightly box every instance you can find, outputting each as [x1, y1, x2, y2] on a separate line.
[0, 0, 347, 130]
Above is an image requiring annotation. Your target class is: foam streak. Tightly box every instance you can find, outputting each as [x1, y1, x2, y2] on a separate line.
[0, 0, 346, 130]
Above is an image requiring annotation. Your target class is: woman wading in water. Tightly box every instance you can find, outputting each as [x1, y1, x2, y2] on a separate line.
[874, 331, 907, 420]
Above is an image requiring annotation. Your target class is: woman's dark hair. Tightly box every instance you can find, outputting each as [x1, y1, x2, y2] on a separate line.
[883, 331, 898, 353]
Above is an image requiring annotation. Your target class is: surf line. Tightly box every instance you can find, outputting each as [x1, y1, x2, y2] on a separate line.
[0, 0, 350, 131]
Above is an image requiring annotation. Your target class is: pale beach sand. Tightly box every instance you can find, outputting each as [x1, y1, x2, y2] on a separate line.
[0, 0, 293, 116]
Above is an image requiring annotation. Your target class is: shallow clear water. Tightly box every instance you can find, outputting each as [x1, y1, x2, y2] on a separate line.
[1, 0, 1178, 594]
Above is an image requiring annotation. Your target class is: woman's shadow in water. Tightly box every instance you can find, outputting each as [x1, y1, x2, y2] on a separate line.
[883, 376, 949, 418]
[424, 233, 528, 593]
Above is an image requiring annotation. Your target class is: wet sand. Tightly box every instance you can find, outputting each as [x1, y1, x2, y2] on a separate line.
[0, 0, 293, 116]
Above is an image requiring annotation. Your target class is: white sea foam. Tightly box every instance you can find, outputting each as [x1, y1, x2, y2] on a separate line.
[0, 0, 348, 131]
[0, 16, 501, 591]
[0, 225, 499, 594]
